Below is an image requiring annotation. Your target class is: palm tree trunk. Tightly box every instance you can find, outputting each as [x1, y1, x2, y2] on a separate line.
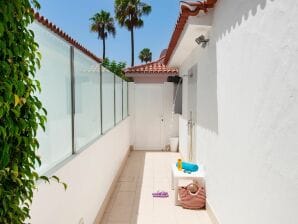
[103, 37, 106, 59]
[131, 28, 134, 66]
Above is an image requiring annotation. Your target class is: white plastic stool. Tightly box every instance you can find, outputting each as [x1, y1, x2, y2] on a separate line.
[171, 163, 205, 205]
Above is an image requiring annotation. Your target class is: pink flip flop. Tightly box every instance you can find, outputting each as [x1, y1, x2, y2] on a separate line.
[152, 191, 169, 198]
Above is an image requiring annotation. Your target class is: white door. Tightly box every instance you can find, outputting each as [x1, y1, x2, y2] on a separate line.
[134, 84, 164, 150]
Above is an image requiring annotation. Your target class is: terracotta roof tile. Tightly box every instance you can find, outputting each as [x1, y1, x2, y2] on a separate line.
[164, 0, 217, 65]
[34, 12, 102, 63]
[124, 56, 178, 74]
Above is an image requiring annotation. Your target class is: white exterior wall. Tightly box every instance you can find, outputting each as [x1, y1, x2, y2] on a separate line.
[178, 116, 188, 160]
[178, 0, 298, 224]
[129, 82, 135, 146]
[30, 118, 131, 224]
[163, 82, 179, 145]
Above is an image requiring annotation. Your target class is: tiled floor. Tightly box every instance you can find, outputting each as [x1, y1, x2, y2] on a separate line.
[100, 151, 213, 224]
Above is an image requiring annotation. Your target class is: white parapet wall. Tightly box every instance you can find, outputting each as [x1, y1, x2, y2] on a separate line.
[178, 0, 298, 224]
[30, 118, 131, 224]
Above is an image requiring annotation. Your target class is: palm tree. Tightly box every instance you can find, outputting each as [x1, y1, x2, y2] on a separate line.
[114, 0, 152, 66]
[90, 10, 116, 59]
[139, 48, 152, 63]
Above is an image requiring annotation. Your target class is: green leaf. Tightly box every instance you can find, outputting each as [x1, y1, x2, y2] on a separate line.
[0, 1, 71, 223]
[14, 94, 21, 106]
[39, 176, 50, 184]
[0, 126, 6, 138]
[0, 23, 4, 37]
[0, 144, 10, 168]
[51, 175, 60, 183]
[62, 183, 68, 191]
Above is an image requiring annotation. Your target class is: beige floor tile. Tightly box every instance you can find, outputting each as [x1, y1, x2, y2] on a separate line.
[137, 180, 154, 190]
[135, 213, 154, 224]
[99, 213, 110, 224]
[154, 180, 171, 191]
[197, 210, 214, 223]
[119, 181, 137, 192]
[99, 151, 213, 224]
[113, 191, 135, 207]
[137, 190, 154, 212]
[153, 209, 177, 224]
[106, 222, 129, 224]
[118, 175, 136, 182]
[174, 206, 206, 224]
[108, 205, 133, 223]
[130, 214, 138, 224]
[105, 197, 116, 213]
[153, 196, 174, 210]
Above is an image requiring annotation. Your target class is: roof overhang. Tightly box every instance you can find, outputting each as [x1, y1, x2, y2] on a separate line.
[124, 56, 178, 75]
[164, 1, 217, 67]
[168, 13, 213, 67]
[126, 73, 177, 83]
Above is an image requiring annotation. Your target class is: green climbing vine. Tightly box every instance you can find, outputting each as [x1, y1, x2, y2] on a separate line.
[0, 1, 65, 223]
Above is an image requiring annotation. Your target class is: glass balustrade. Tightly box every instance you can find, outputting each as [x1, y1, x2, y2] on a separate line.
[74, 49, 101, 150]
[33, 23, 72, 174]
[31, 21, 129, 174]
[115, 76, 123, 124]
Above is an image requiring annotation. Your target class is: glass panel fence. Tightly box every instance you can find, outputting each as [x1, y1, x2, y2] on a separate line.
[74, 49, 101, 150]
[101, 66, 115, 133]
[115, 76, 123, 123]
[32, 21, 130, 174]
[33, 23, 72, 174]
[123, 81, 128, 118]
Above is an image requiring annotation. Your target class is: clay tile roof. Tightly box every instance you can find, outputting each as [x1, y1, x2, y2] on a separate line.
[34, 12, 102, 63]
[124, 56, 178, 74]
[164, 0, 217, 65]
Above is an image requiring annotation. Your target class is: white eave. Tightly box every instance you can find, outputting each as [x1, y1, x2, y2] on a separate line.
[168, 9, 214, 67]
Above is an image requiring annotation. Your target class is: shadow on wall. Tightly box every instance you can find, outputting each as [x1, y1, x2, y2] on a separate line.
[195, 0, 276, 134]
[214, 0, 274, 41]
[196, 38, 218, 134]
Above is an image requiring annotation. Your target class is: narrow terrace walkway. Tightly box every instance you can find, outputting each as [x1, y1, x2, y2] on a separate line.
[100, 151, 213, 224]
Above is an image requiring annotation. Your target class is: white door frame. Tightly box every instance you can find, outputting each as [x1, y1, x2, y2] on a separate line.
[134, 84, 165, 150]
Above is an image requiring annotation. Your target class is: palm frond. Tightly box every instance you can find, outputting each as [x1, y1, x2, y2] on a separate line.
[139, 48, 152, 63]
[114, 0, 151, 30]
[89, 10, 116, 40]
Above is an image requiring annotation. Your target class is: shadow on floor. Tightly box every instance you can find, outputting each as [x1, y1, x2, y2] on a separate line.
[100, 151, 212, 224]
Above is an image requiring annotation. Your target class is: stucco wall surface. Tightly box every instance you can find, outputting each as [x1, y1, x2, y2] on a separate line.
[179, 0, 298, 223]
[30, 118, 131, 224]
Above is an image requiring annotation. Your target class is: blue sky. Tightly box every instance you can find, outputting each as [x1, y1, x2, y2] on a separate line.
[37, 0, 181, 66]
